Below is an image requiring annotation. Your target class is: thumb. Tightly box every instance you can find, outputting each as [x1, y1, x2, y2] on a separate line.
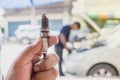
[13, 36, 58, 67]
[13, 39, 43, 67]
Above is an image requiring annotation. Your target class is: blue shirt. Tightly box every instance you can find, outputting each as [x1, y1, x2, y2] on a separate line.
[56, 25, 71, 48]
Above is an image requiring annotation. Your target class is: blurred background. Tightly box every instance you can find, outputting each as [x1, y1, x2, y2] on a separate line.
[0, 0, 120, 79]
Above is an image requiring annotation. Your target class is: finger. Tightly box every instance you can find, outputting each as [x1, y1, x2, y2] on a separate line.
[32, 55, 41, 64]
[32, 36, 58, 63]
[13, 39, 42, 67]
[32, 68, 58, 80]
[14, 36, 58, 67]
[33, 54, 59, 72]
[48, 36, 58, 47]
[31, 39, 43, 54]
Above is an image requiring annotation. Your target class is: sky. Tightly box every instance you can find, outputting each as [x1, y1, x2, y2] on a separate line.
[0, 0, 64, 9]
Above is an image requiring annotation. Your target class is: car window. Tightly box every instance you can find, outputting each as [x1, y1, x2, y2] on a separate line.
[20, 29, 26, 32]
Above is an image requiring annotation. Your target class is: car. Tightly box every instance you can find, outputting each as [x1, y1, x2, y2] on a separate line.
[101, 23, 120, 48]
[15, 25, 41, 44]
[63, 44, 120, 77]
[63, 14, 120, 77]
[15, 25, 60, 44]
[101, 20, 120, 34]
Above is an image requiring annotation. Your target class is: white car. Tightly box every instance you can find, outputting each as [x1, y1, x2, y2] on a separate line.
[63, 14, 120, 77]
[15, 25, 60, 44]
[15, 25, 41, 44]
[101, 20, 119, 34]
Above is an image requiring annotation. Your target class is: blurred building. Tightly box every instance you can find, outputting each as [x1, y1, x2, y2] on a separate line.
[72, 0, 120, 28]
[3, 0, 120, 39]
[0, 0, 73, 40]
[72, 0, 120, 18]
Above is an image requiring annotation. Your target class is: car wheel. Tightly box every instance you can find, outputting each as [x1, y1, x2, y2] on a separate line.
[87, 63, 118, 77]
[21, 38, 30, 45]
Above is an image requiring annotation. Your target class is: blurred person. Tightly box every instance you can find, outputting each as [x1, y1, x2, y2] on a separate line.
[5, 36, 59, 80]
[55, 22, 80, 76]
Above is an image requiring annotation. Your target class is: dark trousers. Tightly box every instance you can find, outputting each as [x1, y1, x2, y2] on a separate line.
[55, 46, 64, 76]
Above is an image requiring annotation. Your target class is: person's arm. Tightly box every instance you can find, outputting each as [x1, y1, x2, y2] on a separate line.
[60, 34, 70, 51]
[60, 33, 67, 48]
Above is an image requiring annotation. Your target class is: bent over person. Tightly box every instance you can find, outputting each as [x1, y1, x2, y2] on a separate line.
[55, 22, 80, 76]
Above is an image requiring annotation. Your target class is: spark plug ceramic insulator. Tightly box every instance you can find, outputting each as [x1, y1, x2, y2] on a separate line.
[41, 14, 49, 59]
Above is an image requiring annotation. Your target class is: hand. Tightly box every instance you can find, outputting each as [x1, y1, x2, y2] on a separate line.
[5, 36, 59, 80]
[65, 47, 71, 52]
[65, 42, 72, 52]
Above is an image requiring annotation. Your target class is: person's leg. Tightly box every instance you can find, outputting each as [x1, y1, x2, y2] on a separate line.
[55, 46, 64, 76]
[58, 59, 64, 76]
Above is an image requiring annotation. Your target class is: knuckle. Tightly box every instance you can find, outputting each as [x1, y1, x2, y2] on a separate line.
[43, 61, 49, 70]
[52, 68, 58, 78]
[51, 54, 59, 62]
